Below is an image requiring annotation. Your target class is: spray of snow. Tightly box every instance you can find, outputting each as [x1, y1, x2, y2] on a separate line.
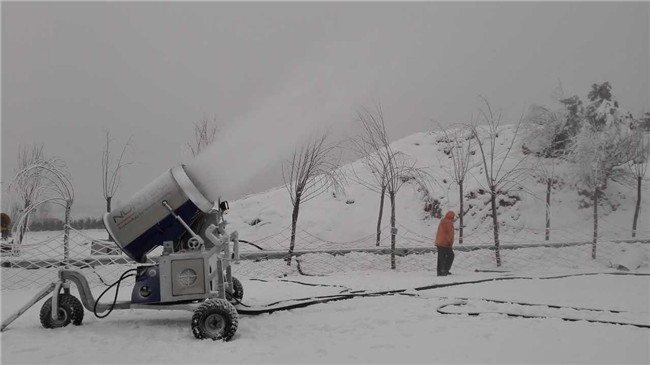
[184, 29, 434, 202]
[186, 49, 363, 200]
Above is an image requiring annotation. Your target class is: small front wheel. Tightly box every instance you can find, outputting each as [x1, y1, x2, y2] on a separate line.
[191, 298, 238, 341]
[39, 294, 84, 329]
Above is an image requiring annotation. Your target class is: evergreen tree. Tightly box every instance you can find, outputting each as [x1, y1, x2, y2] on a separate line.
[585, 82, 634, 132]
[556, 95, 584, 153]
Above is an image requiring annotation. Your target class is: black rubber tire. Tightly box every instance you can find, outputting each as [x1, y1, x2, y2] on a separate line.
[39, 294, 84, 328]
[191, 298, 239, 341]
[227, 277, 244, 302]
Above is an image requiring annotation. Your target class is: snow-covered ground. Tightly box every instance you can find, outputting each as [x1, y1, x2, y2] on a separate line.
[2, 126, 649, 363]
[1, 269, 648, 364]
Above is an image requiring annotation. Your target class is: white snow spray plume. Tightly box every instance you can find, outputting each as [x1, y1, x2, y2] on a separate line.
[185, 82, 349, 203]
[185, 27, 429, 203]
[186, 38, 381, 202]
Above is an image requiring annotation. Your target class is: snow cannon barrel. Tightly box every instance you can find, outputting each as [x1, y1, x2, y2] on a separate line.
[103, 165, 214, 263]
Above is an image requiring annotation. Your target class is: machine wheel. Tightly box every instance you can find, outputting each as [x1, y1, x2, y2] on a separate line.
[39, 293, 84, 328]
[227, 277, 244, 302]
[191, 298, 239, 341]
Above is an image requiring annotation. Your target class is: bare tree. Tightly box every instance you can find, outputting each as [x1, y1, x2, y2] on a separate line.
[437, 123, 476, 244]
[12, 157, 74, 264]
[101, 131, 133, 213]
[187, 116, 218, 157]
[628, 133, 649, 238]
[10, 144, 45, 248]
[470, 98, 531, 267]
[283, 133, 346, 266]
[353, 105, 429, 269]
[385, 152, 429, 269]
[350, 108, 391, 246]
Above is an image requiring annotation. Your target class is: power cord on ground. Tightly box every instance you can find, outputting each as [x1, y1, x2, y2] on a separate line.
[233, 272, 650, 329]
[435, 297, 650, 329]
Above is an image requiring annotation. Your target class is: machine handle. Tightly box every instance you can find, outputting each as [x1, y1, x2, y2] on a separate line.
[205, 223, 229, 250]
[161, 200, 204, 248]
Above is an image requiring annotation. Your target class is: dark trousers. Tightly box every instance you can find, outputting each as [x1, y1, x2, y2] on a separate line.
[437, 246, 454, 276]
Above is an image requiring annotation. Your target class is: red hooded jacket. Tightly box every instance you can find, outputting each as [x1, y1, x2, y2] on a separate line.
[434, 211, 455, 248]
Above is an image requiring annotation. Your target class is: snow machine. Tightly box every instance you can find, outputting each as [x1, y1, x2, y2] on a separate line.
[26, 165, 243, 341]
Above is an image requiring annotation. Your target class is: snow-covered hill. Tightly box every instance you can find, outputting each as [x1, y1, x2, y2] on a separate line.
[223, 125, 649, 249]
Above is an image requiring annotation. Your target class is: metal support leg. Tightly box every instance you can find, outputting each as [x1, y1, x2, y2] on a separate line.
[216, 258, 225, 299]
[224, 242, 232, 292]
[1, 283, 56, 332]
[231, 231, 240, 264]
[51, 281, 62, 320]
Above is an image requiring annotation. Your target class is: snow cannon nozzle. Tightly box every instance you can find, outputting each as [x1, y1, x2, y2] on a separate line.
[102, 165, 214, 263]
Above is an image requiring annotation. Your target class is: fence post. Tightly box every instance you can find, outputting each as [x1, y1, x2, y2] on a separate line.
[592, 187, 598, 259]
[63, 201, 71, 268]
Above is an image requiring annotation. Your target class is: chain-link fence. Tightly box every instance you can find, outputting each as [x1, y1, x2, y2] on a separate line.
[231, 222, 650, 278]
[1, 222, 648, 290]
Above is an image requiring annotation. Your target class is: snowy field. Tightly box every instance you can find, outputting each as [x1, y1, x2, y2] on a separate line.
[2, 125, 649, 364]
[1, 268, 649, 364]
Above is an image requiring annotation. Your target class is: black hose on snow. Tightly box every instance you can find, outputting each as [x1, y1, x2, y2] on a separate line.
[234, 272, 650, 329]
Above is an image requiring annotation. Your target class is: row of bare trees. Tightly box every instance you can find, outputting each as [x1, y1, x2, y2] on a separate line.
[5, 93, 646, 271]
[4, 107, 480, 269]
[280, 104, 431, 269]
[277, 91, 648, 269]
[283, 103, 441, 269]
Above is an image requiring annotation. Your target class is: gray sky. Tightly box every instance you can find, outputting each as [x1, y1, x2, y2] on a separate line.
[2, 1, 649, 218]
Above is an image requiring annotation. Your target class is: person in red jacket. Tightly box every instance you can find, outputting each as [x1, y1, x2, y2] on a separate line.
[435, 211, 456, 276]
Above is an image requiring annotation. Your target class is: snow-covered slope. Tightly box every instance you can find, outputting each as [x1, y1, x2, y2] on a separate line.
[222, 125, 649, 249]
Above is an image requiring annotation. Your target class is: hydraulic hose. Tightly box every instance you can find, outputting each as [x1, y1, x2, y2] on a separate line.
[93, 269, 137, 319]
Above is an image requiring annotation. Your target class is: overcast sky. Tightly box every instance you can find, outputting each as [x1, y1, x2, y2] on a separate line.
[2, 1, 649, 218]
